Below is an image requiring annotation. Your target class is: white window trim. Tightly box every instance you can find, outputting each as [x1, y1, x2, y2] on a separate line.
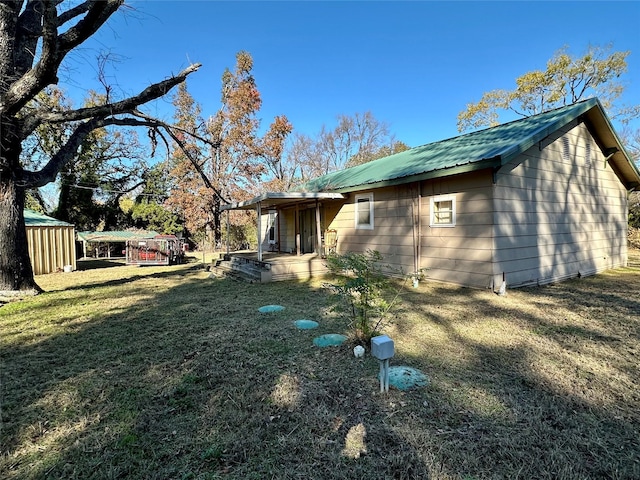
[355, 193, 374, 230]
[430, 194, 456, 227]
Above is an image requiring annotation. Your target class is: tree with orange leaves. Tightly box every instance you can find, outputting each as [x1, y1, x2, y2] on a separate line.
[167, 52, 292, 248]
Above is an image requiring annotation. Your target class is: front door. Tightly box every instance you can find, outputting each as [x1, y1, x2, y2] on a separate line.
[299, 208, 315, 254]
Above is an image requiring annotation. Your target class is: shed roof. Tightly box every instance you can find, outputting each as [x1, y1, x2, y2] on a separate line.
[303, 98, 640, 192]
[77, 230, 159, 243]
[24, 209, 73, 227]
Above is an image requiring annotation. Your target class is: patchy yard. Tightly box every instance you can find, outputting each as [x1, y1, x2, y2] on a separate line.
[1, 252, 639, 479]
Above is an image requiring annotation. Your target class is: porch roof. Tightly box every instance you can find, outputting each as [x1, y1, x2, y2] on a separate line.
[221, 192, 346, 211]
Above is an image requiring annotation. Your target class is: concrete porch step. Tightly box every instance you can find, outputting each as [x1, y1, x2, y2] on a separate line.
[211, 258, 272, 283]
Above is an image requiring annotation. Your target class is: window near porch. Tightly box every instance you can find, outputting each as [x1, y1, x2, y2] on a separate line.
[267, 211, 277, 244]
[355, 193, 374, 230]
[430, 195, 456, 227]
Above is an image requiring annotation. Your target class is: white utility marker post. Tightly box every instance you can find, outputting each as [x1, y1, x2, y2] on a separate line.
[371, 335, 394, 393]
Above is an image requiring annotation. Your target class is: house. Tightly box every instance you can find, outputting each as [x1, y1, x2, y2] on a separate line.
[222, 98, 640, 290]
[24, 209, 76, 275]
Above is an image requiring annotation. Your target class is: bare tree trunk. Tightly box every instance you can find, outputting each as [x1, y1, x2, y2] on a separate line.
[0, 111, 41, 293]
[0, 178, 40, 293]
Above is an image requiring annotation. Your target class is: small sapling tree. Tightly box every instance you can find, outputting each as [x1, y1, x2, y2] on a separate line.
[326, 250, 407, 344]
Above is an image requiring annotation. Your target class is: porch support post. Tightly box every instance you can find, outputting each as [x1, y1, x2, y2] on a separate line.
[226, 209, 230, 255]
[295, 204, 300, 256]
[315, 200, 322, 254]
[257, 201, 263, 262]
[276, 208, 281, 253]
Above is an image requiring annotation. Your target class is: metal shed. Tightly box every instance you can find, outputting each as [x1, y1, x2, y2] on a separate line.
[24, 209, 76, 275]
[126, 235, 184, 266]
[77, 230, 158, 259]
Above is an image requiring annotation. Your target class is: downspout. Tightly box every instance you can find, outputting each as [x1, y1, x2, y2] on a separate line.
[411, 183, 420, 273]
[418, 187, 422, 272]
[602, 148, 617, 168]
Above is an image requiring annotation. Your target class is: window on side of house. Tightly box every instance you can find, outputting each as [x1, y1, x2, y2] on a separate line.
[355, 193, 374, 230]
[430, 195, 456, 227]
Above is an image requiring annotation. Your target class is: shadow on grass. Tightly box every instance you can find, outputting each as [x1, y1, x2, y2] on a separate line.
[76, 258, 127, 270]
[76, 255, 200, 271]
[59, 263, 206, 292]
[1, 273, 433, 479]
[3, 260, 639, 479]
[390, 276, 640, 478]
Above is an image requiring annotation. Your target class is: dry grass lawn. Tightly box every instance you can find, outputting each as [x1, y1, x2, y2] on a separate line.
[1, 252, 639, 479]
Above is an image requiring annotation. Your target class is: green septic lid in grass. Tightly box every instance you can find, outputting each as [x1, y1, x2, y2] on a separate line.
[258, 305, 285, 313]
[313, 334, 347, 347]
[294, 319, 319, 330]
[382, 366, 430, 391]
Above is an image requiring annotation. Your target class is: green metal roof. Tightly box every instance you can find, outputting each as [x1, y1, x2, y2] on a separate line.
[77, 230, 159, 242]
[303, 98, 640, 192]
[24, 209, 73, 227]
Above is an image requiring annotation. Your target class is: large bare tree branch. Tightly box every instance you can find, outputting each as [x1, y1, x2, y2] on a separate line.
[38, 2, 59, 84]
[13, 1, 102, 80]
[57, 0, 94, 27]
[57, 0, 123, 55]
[125, 111, 230, 204]
[132, 107, 213, 147]
[22, 107, 230, 206]
[21, 63, 202, 137]
[1, 0, 123, 117]
[161, 125, 230, 204]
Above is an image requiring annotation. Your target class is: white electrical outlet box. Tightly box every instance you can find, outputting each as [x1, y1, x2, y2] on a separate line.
[371, 335, 394, 360]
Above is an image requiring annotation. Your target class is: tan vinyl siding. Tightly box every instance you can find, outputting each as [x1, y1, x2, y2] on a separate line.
[326, 173, 496, 288]
[278, 209, 294, 252]
[328, 186, 416, 274]
[419, 171, 494, 288]
[26, 225, 76, 275]
[493, 122, 628, 288]
[309, 121, 630, 290]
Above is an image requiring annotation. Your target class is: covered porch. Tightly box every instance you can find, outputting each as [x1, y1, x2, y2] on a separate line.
[218, 192, 346, 282]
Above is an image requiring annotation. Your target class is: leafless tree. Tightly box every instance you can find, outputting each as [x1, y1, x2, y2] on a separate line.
[0, 0, 201, 292]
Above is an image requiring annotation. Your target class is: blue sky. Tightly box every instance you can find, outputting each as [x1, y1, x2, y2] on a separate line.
[61, 0, 640, 149]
